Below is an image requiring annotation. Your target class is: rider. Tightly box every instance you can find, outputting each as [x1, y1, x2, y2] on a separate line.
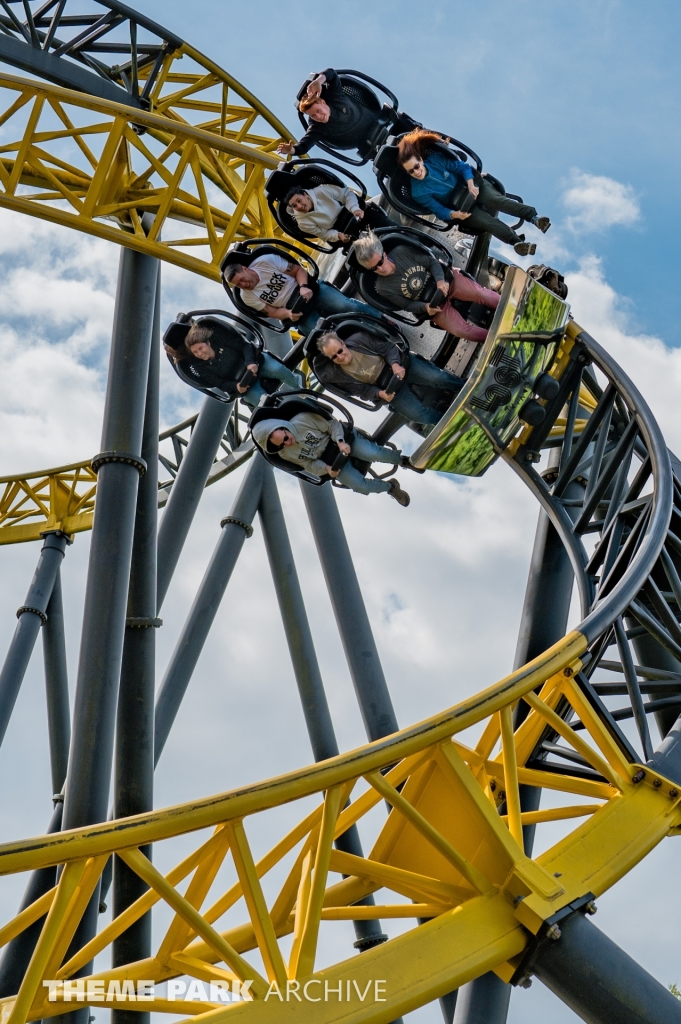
[181, 320, 301, 408]
[223, 251, 380, 336]
[397, 129, 550, 257]
[277, 68, 414, 159]
[251, 408, 412, 505]
[351, 230, 499, 342]
[285, 183, 392, 244]
[314, 329, 463, 425]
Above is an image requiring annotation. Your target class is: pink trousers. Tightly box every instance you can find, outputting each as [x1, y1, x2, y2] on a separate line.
[432, 270, 500, 342]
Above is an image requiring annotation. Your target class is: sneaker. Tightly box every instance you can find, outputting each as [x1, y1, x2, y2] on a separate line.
[387, 478, 410, 506]
[400, 455, 425, 474]
[514, 242, 537, 257]
[534, 216, 551, 234]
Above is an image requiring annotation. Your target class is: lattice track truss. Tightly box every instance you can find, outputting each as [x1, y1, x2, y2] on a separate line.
[0, 67, 288, 279]
[0, 407, 253, 544]
[1, 322, 681, 1023]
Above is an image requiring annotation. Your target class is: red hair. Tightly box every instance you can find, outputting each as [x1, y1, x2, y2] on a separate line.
[397, 129, 446, 166]
[299, 94, 326, 114]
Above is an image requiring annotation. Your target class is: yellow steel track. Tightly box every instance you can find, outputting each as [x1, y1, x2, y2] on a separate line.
[0, 632, 678, 1023]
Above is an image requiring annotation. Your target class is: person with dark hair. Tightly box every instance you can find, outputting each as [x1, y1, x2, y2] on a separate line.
[182, 321, 301, 408]
[223, 251, 380, 336]
[277, 68, 413, 159]
[352, 230, 499, 342]
[285, 183, 391, 244]
[251, 409, 411, 505]
[314, 329, 463, 425]
[397, 129, 550, 256]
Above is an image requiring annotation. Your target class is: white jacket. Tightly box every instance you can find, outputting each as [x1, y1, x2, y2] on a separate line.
[289, 184, 361, 242]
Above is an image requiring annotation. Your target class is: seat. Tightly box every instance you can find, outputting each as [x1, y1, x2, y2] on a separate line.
[303, 312, 410, 412]
[265, 159, 368, 253]
[220, 240, 320, 334]
[249, 392, 358, 486]
[344, 226, 453, 325]
[163, 309, 280, 403]
[295, 69, 412, 166]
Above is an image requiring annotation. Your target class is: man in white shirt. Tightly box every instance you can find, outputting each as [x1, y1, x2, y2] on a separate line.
[223, 251, 381, 336]
[285, 183, 392, 245]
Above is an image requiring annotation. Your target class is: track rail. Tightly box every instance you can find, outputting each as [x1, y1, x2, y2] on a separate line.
[0, 323, 679, 1022]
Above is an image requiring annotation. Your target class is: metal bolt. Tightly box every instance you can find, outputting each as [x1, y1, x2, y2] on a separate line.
[632, 769, 646, 784]
[653, 778, 662, 788]
[546, 923, 562, 941]
[585, 901, 597, 915]
[518, 976, 533, 989]
[564, 667, 573, 677]
[553, 872, 562, 878]
[670, 788, 679, 799]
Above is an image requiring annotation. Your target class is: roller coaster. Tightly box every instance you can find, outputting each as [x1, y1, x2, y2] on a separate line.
[0, 4, 679, 1024]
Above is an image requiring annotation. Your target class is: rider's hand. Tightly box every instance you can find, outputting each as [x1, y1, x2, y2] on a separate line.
[378, 390, 395, 402]
[450, 210, 471, 220]
[353, 208, 364, 219]
[425, 304, 441, 317]
[299, 286, 313, 301]
[437, 279, 449, 296]
[283, 309, 302, 321]
[337, 232, 351, 243]
[246, 363, 258, 375]
[467, 181, 479, 198]
[391, 362, 405, 379]
[306, 75, 324, 99]
[326, 466, 340, 478]
[277, 141, 295, 156]
[337, 441, 351, 456]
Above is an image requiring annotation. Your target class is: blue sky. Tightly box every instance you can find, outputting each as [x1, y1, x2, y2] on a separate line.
[147, 0, 681, 345]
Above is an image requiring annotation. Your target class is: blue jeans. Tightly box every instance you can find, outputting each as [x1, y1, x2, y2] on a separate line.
[243, 351, 301, 409]
[296, 282, 381, 337]
[337, 431, 401, 495]
[389, 355, 464, 426]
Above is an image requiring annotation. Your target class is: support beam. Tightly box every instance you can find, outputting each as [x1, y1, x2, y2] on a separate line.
[0, 531, 68, 748]
[60, 245, 157, 1024]
[157, 397, 234, 611]
[154, 455, 266, 764]
[300, 481, 399, 741]
[531, 911, 681, 1024]
[258, 468, 394, 961]
[42, 568, 70, 796]
[112, 272, 161, 1024]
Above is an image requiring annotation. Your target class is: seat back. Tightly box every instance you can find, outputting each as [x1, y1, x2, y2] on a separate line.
[304, 313, 410, 411]
[221, 241, 319, 332]
[249, 393, 347, 485]
[265, 160, 366, 253]
[344, 228, 452, 324]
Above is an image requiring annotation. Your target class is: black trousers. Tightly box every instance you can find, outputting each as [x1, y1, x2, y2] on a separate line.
[463, 176, 537, 245]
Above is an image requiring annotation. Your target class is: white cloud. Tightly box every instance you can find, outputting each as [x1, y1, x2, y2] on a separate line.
[562, 169, 640, 233]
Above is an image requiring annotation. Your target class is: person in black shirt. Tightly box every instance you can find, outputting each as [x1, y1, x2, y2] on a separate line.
[277, 68, 413, 159]
[314, 328, 464, 425]
[180, 321, 301, 408]
[352, 230, 500, 342]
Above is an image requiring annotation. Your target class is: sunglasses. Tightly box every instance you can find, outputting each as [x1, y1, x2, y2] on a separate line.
[404, 160, 423, 176]
[369, 251, 388, 271]
[328, 343, 347, 361]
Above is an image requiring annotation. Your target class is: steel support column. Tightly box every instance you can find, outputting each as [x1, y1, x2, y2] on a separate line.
[156, 397, 233, 610]
[531, 911, 681, 1024]
[60, 245, 157, 1023]
[42, 568, 70, 796]
[0, 531, 68, 748]
[455, 452, 583, 1024]
[154, 455, 266, 763]
[112, 272, 160, 1024]
[258, 468, 395, 963]
[300, 482, 399, 740]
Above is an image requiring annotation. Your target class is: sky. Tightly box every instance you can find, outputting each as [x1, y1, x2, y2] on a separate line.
[0, 2, 681, 1022]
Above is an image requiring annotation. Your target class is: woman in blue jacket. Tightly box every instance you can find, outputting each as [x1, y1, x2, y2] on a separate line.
[397, 130, 550, 256]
